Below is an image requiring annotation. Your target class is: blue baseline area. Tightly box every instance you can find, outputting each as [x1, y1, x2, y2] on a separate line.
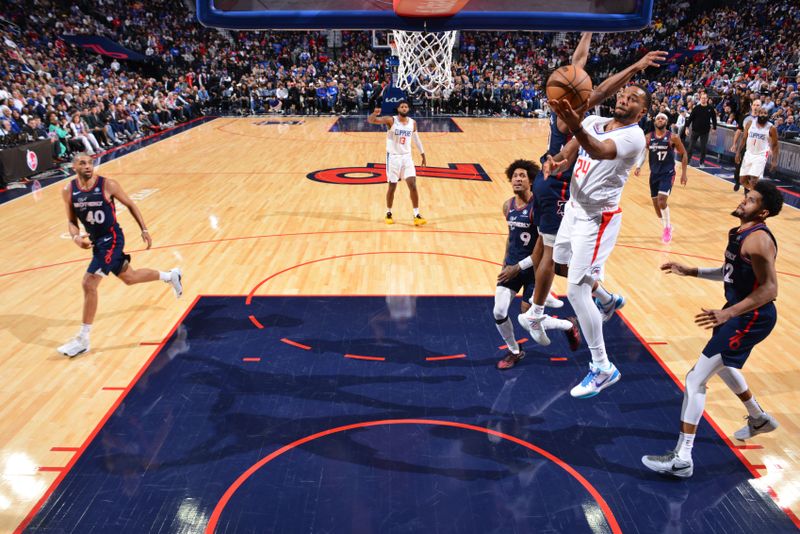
[23, 296, 796, 533]
[0, 117, 217, 206]
[329, 116, 463, 133]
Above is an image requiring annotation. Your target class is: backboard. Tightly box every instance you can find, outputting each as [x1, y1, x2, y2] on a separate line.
[198, 0, 654, 32]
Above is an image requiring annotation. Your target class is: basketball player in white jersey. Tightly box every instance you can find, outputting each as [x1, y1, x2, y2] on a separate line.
[368, 100, 427, 225]
[534, 86, 649, 398]
[735, 107, 779, 192]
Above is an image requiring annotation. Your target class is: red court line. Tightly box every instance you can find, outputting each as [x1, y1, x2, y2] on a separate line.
[245, 251, 503, 304]
[140, 342, 161, 346]
[242, 357, 261, 362]
[734, 444, 764, 450]
[49, 447, 79, 452]
[101, 387, 125, 391]
[280, 338, 311, 350]
[751, 464, 767, 470]
[616, 310, 800, 530]
[15, 295, 202, 534]
[248, 315, 264, 329]
[550, 357, 568, 361]
[647, 341, 668, 345]
[425, 354, 466, 361]
[777, 186, 800, 199]
[37, 467, 65, 472]
[204, 419, 621, 534]
[344, 354, 386, 361]
[499, 338, 529, 350]
[3, 230, 799, 280]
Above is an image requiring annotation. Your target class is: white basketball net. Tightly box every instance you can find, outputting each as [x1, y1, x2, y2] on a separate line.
[390, 30, 457, 95]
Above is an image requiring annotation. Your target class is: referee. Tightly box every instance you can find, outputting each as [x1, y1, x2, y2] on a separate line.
[685, 92, 718, 166]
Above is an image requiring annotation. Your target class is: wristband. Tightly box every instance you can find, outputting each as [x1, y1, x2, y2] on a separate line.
[517, 256, 534, 270]
[141, 229, 149, 234]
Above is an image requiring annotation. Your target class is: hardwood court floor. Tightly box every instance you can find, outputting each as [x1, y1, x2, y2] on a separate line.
[0, 117, 798, 531]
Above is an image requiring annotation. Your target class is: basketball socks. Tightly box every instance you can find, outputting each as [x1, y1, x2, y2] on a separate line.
[495, 318, 519, 353]
[661, 206, 670, 229]
[159, 271, 171, 282]
[413, 208, 420, 216]
[592, 284, 614, 307]
[80, 323, 92, 338]
[676, 432, 695, 461]
[743, 397, 766, 418]
[530, 304, 545, 319]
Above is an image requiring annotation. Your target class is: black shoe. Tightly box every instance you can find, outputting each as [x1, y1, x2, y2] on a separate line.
[733, 181, 741, 191]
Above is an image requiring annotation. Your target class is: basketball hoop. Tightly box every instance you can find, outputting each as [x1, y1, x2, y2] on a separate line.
[390, 30, 457, 95]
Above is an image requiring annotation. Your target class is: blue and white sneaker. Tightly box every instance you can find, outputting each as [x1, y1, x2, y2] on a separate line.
[570, 362, 621, 398]
[594, 293, 625, 322]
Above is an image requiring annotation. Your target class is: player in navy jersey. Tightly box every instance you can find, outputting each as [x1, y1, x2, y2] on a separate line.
[495, 159, 580, 370]
[525, 36, 668, 345]
[633, 112, 688, 243]
[642, 181, 783, 477]
[57, 153, 183, 358]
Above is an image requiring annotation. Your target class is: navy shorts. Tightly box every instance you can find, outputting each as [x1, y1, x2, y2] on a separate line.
[649, 172, 675, 197]
[533, 171, 569, 235]
[497, 267, 535, 303]
[702, 302, 777, 368]
[87, 233, 130, 276]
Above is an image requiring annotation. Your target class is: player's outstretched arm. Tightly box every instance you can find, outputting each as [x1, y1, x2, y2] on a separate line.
[587, 50, 667, 108]
[367, 107, 393, 126]
[768, 126, 780, 172]
[550, 99, 617, 160]
[105, 178, 152, 249]
[543, 137, 578, 178]
[571, 32, 592, 71]
[412, 122, 426, 166]
[661, 262, 725, 280]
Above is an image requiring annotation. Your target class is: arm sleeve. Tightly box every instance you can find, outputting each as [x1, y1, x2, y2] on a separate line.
[697, 266, 724, 281]
[412, 131, 424, 153]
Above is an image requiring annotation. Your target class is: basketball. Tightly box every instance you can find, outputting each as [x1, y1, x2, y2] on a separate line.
[546, 65, 593, 111]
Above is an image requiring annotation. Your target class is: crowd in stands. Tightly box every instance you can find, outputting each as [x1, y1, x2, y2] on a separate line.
[0, 0, 798, 164]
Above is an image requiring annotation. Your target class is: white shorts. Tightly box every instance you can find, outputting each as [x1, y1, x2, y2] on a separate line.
[553, 201, 622, 285]
[540, 232, 557, 247]
[740, 152, 767, 179]
[387, 153, 416, 183]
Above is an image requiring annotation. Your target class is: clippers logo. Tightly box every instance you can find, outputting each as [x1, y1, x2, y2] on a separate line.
[307, 163, 492, 185]
[26, 150, 38, 171]
[80, 44, 129, 59]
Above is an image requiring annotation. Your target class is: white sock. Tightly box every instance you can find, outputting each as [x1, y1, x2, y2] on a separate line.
[661, 206, 671, 228]
[743, 397, 765, 418]
[413, 208, 420, 216]
[530, 304, 545, 319]
[79, 323, 92, 338]
[677, 432, 695, 461]
[675, 432, 685, 452]
[592, 284, 613, 306]
[159, 271, 171, 281]
[495, 318, 519, 353]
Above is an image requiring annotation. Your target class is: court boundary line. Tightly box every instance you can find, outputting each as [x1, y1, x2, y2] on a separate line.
[14, 295, 202, 534]
[616, 309, 800, 529]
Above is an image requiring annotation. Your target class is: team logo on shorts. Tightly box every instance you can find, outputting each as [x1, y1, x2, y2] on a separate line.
[557, 200, 566, 217]
[307, 163, 492, 185]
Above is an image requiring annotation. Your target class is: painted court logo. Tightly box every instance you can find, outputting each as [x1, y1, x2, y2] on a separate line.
[308, 163, 492, 185]
[26, 150, 38, 171]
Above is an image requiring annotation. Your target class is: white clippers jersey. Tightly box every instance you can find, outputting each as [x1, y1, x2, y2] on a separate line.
[570, 115, 646, 212]
[745, 121, 772, 157]
[386, 116, 415, 156]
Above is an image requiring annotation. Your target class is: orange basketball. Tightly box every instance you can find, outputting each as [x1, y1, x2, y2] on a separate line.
[546, 65, 593, 111]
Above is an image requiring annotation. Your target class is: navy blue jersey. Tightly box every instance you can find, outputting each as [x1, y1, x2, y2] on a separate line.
[723, 224, 777, 306]
[70, 176, 122, 243]
[541, 113, 573, 180]
[504, 196, 537, 265]
[647, 130, 675, 176]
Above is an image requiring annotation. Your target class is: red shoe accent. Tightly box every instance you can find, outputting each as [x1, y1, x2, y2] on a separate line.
[565, 317, 581, 351]
[496, 350, 526, 370]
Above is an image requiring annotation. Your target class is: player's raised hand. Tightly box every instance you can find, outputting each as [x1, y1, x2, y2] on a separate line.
[660, 261, 692, 276]
[695, 307, 732, 329]
[635, 50, 668, 71]
[543, 154, 568, 179]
